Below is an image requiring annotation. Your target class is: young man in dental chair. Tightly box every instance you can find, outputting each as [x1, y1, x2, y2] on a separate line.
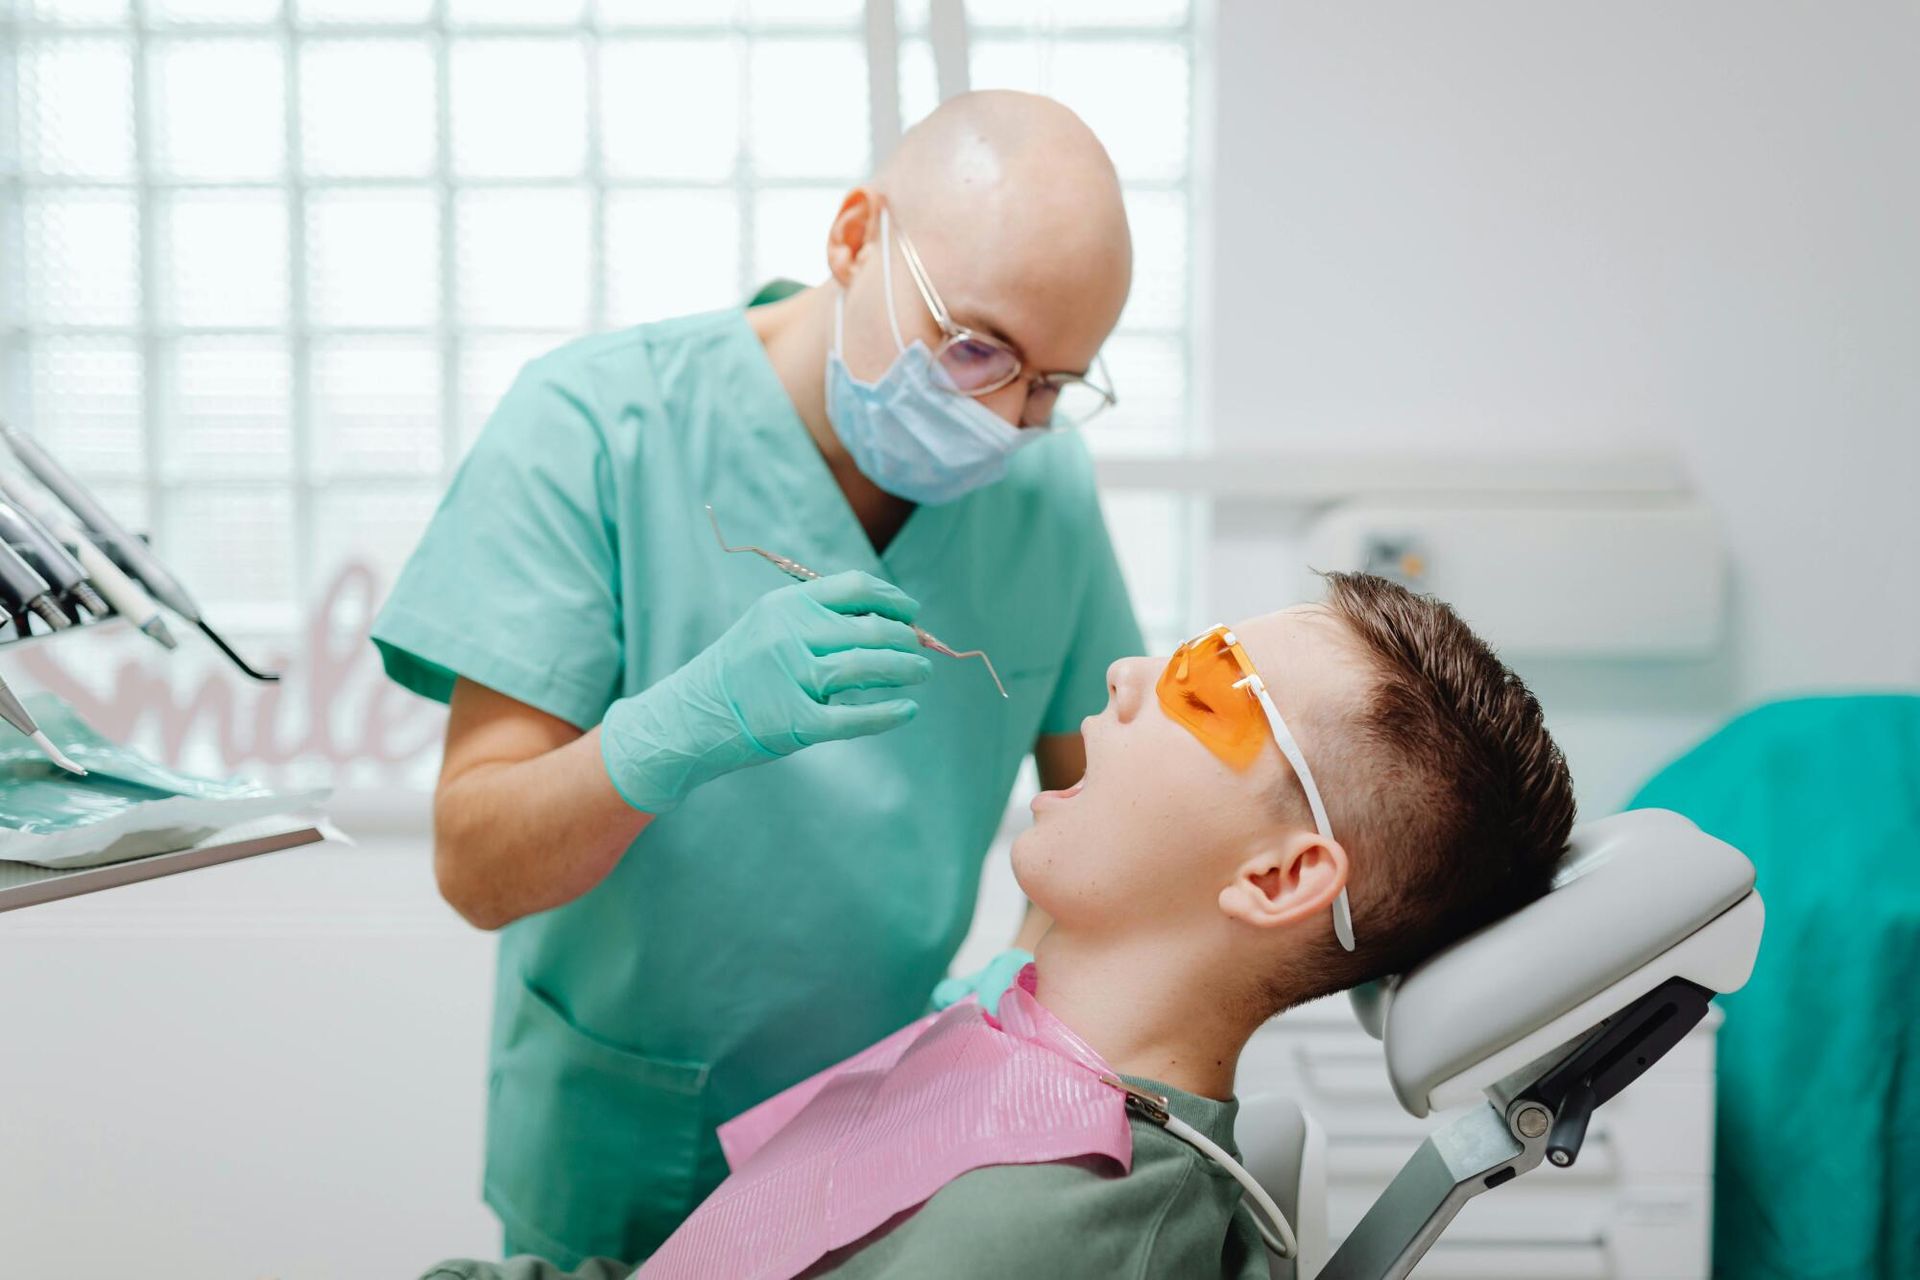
[422, 572, 1576, 1280]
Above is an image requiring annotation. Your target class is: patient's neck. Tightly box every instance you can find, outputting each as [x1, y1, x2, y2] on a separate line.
[1031, 928, 1252, 1102]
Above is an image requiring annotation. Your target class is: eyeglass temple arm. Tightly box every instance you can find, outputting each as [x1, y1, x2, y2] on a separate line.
[892, 222, 956, 333]
[1241, 668, 1357, 952]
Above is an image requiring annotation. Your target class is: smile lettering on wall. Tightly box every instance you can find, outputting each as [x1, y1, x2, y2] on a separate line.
[15, 562, 443, 772]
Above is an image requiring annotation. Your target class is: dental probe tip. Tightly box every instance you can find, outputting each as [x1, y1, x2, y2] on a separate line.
[977, 655, 1009, 699]
[31, 731, 86, 777]
[917, 630, 1009, 698]
[142, 616, 179, 650]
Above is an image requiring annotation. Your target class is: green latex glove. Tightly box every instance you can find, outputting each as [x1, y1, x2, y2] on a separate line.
[601, 572, 932, 814]
[930, 947, 1035, 1018]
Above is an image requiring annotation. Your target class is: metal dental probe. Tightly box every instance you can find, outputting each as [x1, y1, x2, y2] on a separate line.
[0, 498, 109, 619]
[705, 505, 1009, 699]
[0, 538, 73, 634]
[0, 671, 86, 776]
[0, 471, 177, 650]
[1, 422, 274, 679]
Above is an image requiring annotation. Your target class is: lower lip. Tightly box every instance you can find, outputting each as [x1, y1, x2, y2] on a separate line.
[1031, 777, 1087, 812]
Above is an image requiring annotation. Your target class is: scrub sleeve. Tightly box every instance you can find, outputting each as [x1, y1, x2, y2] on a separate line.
[374, 366, 623, 732]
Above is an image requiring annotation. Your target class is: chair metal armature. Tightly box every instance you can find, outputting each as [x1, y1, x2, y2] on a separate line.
[1312, 809, 1764, 1280]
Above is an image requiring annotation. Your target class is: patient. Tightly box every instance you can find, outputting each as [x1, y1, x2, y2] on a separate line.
[422, 572, 1576, 1280]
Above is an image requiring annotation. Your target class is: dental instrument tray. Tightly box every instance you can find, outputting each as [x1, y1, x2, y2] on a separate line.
[0, 695, 325, 910]
[0, 813, 323, 914]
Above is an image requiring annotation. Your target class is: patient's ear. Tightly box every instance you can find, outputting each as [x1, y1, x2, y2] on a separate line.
[1218, 833, 1349, 930]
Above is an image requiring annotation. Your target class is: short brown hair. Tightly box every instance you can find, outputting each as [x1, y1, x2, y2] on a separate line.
[1275, 572, 1577, 1008]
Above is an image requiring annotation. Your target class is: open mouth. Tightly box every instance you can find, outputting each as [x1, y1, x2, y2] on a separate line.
[1030, 775, 1087, 813]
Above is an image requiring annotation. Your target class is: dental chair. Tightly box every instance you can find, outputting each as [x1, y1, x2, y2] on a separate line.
[1236, 808, 1764, 1280]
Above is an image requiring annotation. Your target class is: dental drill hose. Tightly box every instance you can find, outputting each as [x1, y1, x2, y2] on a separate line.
[0, 471, 176, 650]
[0, 498, 106, 618]
[1, 423, 272, 678]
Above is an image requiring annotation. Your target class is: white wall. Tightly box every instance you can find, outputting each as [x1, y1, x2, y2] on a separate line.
[1203, 0, 1920, 811]
[0, 838, 499, 1277]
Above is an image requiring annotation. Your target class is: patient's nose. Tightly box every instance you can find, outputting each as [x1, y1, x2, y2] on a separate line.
[1107, 656, 1157, 723]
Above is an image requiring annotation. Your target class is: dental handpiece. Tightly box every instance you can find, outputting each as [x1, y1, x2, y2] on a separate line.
[0, 472, 177, 650]
[1, 423, 274, 680]
[0, 669, 86, 776]
[705, 505, 1009, 699]
[0, 498, 107, 619]
[0, 538, 73, 634]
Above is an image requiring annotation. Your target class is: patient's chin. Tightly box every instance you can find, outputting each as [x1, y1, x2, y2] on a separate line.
[1008, 828, 1051, 902]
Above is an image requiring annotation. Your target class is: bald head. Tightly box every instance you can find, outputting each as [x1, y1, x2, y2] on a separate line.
[879, 91, 1129, 253]
[824, 91, 1131, 407]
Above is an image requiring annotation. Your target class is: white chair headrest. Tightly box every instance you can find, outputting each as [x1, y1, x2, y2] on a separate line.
[1353, 809, 1761, 1116]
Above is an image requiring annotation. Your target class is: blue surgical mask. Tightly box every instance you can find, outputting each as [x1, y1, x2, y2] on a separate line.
[824, 211, 1041, 506]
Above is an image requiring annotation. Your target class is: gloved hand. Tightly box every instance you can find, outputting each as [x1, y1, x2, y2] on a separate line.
[930, 947, 1034, 1018]
[601, 571, 932, 814]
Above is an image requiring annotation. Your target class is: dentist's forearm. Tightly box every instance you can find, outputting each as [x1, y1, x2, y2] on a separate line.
[434, 726, 651, 931]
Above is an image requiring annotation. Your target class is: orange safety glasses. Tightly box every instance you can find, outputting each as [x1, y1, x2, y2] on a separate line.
[1157, 625, 1356, 951]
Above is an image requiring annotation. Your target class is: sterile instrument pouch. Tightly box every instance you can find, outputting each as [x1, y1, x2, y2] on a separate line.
[0, 694, 325, 868]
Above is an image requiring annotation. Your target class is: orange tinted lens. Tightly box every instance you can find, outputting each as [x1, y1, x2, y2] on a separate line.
[1157, 629, 1268, 769]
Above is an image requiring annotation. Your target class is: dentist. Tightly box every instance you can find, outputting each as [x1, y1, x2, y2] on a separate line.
[372, 90, 1140, 1266]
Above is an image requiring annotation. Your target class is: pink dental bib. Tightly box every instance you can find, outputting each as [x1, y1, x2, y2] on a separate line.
[637, 965, 1133, 1280]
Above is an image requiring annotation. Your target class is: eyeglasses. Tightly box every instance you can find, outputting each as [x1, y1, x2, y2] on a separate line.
[1157, 625, 1356, 952]
[887, 208, 1118, 430]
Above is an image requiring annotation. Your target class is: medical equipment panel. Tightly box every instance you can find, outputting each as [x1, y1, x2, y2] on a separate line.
[1304, 501, 1725, 660]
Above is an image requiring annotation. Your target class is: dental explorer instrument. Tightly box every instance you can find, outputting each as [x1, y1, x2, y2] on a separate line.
[0, 472, 177, 651]
[0, 539, 73, 634]
[0, 670, 86, 776]
[705, 505, 1009, 699]
[0, 498, 108, 620]
[0, 422, 275, 680]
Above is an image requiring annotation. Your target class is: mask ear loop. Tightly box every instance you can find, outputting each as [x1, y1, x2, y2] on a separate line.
[1236, 668, 1357, 953]
[832, 206, 909, 359]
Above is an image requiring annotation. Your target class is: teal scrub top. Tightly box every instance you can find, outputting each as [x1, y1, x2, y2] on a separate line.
[371, 309, 1144, 1268]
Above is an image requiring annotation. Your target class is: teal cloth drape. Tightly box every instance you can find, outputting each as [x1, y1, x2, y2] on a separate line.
[1629, 695, 1920, 1280]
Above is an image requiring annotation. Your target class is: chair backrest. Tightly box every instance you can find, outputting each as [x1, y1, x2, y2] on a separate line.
[1235, 1093, 1328, 1280]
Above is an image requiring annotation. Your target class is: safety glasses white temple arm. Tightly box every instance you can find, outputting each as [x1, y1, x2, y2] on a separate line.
[1238, 670, 1357, 952]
